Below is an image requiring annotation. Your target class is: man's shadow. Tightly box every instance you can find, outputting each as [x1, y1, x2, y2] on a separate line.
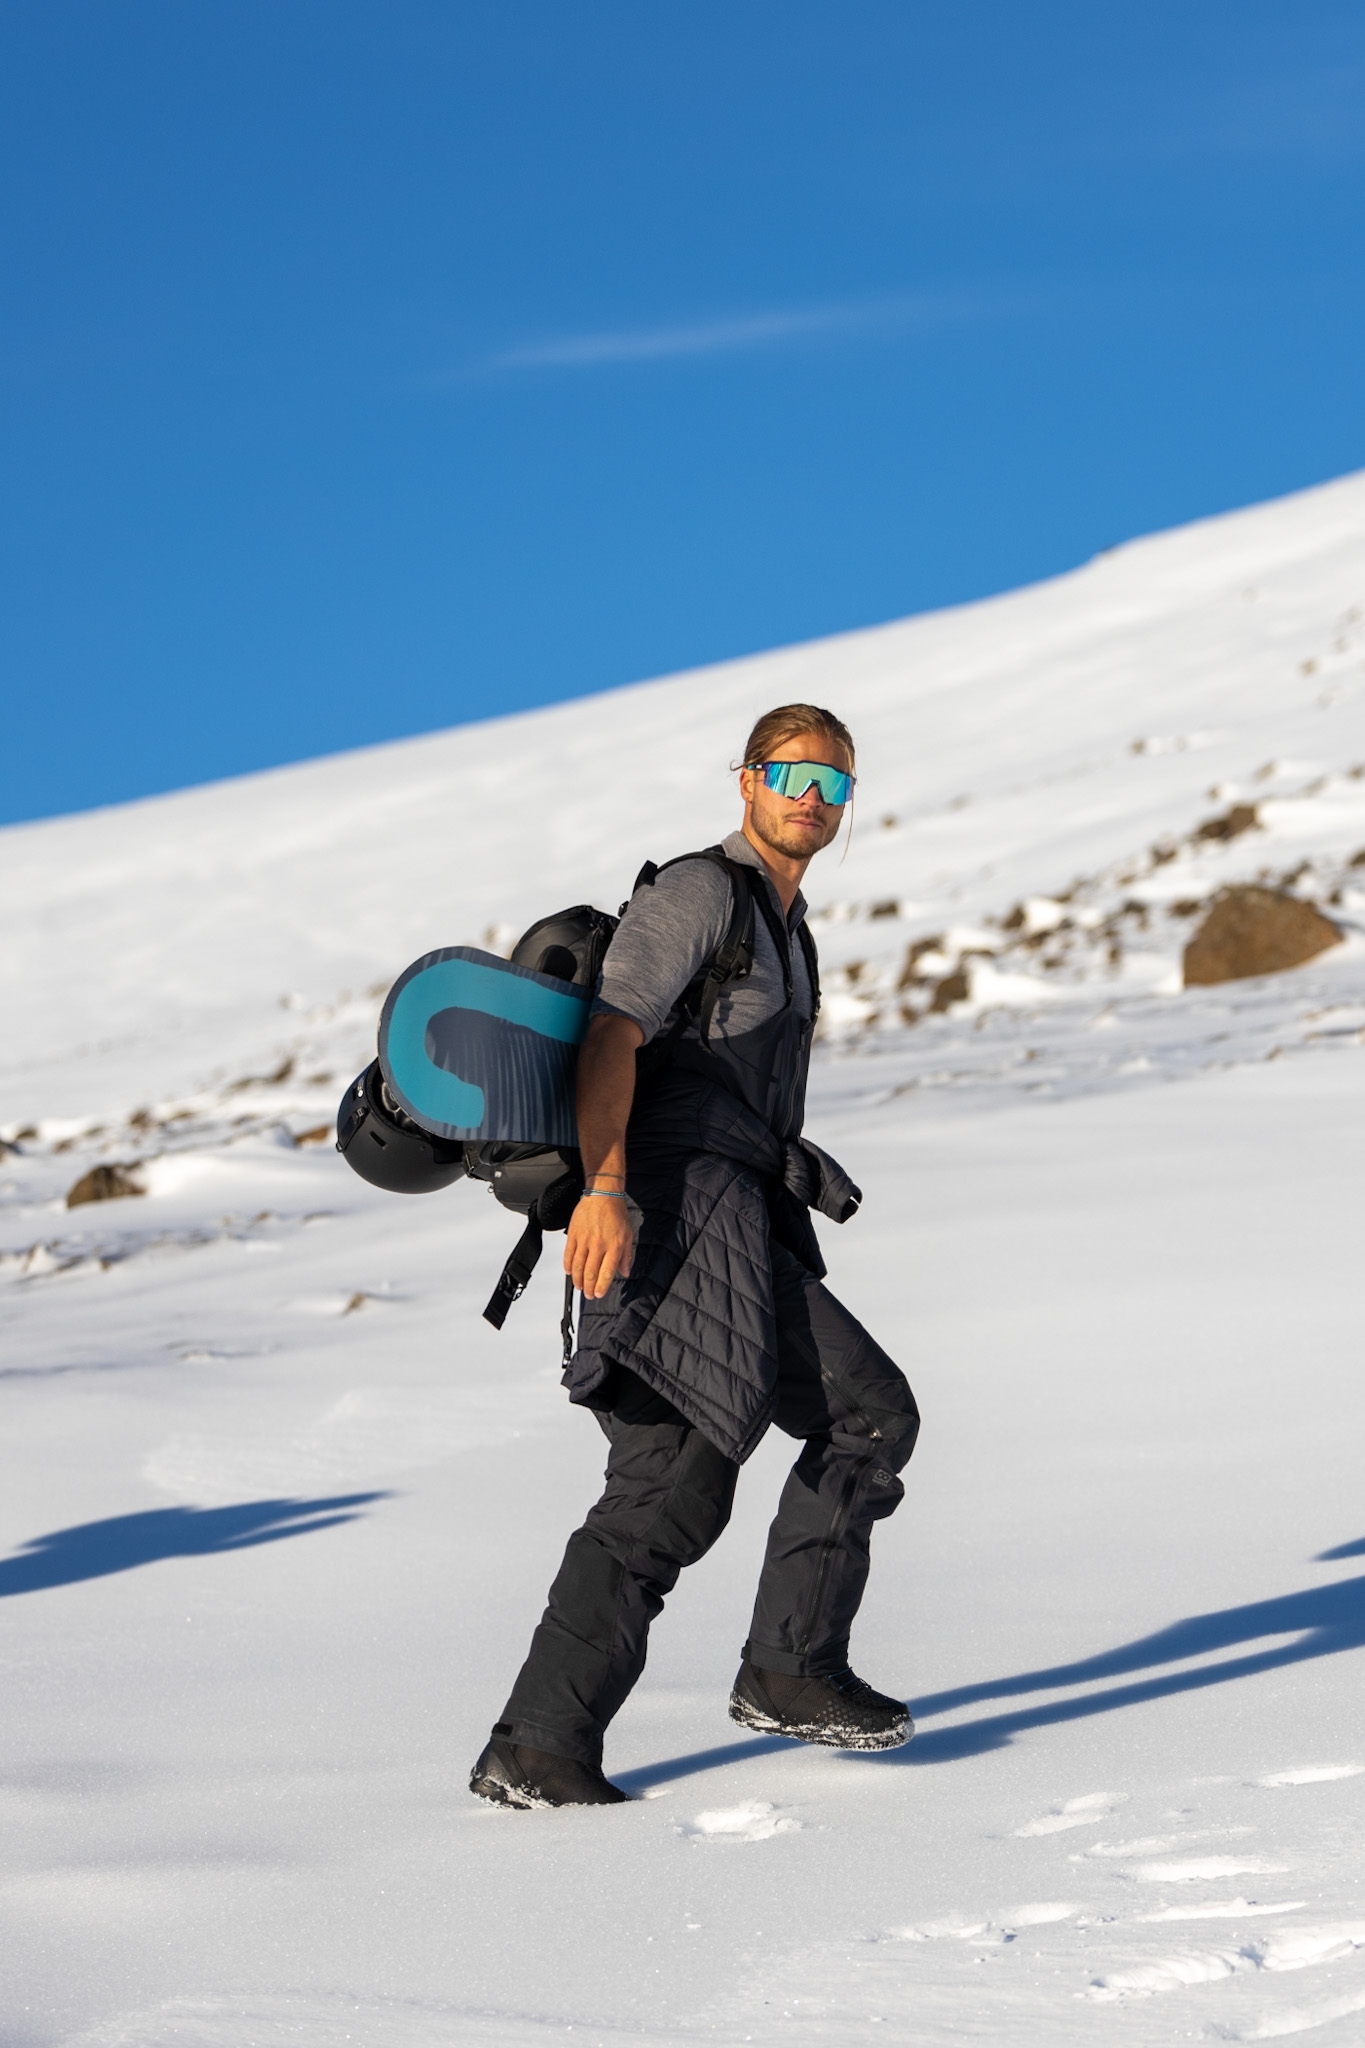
[0, 1495, 386, 1596]
[617, 1537, 1365, 1792]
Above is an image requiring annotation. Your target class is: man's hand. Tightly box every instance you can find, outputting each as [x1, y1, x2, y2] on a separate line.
[565, 1013, 644, 1300]
[565, 1190, 635, 1299]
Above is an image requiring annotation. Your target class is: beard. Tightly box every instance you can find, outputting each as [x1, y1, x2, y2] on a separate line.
[748, 794, 843, 861]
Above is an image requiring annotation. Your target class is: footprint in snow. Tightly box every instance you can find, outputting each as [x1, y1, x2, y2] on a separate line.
[1136, 1897, 1306, 1923]
[897, 1902, 1077, 1942]
[1088, 1946, 1246, 1999]
[1232, 1985, 1365, 2040]
[1082, 1832, 1208, 1858]
[1131, 1854, 1290, 1883]
[1087, 1918, 1365, 2002]
[1012, 1790, 1126, 1837]
[679, 1799, 800, 1842]
[1256, 1763, 1365, 1787]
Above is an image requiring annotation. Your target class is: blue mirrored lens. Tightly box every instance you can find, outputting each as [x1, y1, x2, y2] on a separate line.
[759, 760, 853, 805]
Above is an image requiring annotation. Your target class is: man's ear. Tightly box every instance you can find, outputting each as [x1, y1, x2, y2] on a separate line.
[738, 765, 757, 803]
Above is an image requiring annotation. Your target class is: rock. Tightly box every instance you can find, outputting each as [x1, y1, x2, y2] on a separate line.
[1195, 802, 1260, 842]
[292, 1124, 333, 1147]
[1183, 886, 1343, 987]
[930, 968, 971, 1012]
[1007, 896, 1067, 937]
[66, 1163, 145, 1208]
[897, 935, 944, 990]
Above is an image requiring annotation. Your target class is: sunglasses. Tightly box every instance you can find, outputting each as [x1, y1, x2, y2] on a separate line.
[752, 758, 856, 807]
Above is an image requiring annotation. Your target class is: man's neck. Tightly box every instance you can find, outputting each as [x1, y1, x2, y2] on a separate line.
[739, 819, 807, 916]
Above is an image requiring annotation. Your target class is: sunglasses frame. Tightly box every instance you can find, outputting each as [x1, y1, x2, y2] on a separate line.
[750, 758, 856, 807]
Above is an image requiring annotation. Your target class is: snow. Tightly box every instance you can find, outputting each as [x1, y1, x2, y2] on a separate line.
[6, 468, 1365, 2043]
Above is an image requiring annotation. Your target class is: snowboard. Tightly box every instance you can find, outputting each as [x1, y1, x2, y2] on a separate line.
[378, 946, 592, 1149]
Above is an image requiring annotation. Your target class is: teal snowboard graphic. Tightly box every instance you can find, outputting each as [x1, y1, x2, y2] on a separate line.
[378, 947, 591, 1147]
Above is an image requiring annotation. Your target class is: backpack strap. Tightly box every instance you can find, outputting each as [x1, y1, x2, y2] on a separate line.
[480, 1158, 583, 1333]
[681, 853, 758, 1046]
[625, 859, 658, 904]
[680, 852, 820, 1038]
[796, 918, 821, 1024]
[560, 1273, 576, 1367]
[631, 847, 817, 1046]
[744, 869, 796, 995]
[628, 848, 759, 1051]
[482, 1216, 543, 1330]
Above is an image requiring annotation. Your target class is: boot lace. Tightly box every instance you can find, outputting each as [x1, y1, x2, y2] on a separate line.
[826, 1665, 875, 1703]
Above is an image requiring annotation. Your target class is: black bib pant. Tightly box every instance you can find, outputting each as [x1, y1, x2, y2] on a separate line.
[497, 1241, 919, 1767]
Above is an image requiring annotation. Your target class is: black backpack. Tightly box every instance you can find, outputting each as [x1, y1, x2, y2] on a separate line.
[337, 851, 816, 1348]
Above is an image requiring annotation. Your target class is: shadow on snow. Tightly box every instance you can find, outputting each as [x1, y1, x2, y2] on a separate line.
[14, 1506, 1364, 1782]
[614, 1733, 797, 1794]
[624, 1539, 1365, 1787]
[892, 1544, 1365, 1764]
[0, 1495, 387, 1595]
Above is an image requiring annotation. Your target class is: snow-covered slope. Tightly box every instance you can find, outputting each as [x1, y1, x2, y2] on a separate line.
[5, 472, 1365, 2047]
[7, 463, 1365, 1123]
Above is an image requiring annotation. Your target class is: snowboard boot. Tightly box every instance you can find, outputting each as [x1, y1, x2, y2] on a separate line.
[729, 1657, 913, 1750]
[469, 1732, 630, 1810]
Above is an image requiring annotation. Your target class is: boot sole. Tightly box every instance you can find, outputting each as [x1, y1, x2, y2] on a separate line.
[469, 1767, 631, 1810]
[469, 1769, 554, 1811]
[729, 1691, 914, 1751]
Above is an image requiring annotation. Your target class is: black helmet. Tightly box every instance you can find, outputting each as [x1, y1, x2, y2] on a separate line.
[335, 1061, 467, 1195]
[510, 904, 618, 985]
[465, 1140, 582, 1225]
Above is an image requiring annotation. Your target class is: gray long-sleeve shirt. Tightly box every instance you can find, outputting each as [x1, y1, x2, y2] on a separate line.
[592, 828, 813, 1048]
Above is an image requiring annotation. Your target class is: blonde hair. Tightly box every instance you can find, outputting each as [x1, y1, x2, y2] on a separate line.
[739, 703, 855, 772]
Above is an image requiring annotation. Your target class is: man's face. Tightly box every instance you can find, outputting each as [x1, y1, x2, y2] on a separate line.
[741, 731, 851, 864]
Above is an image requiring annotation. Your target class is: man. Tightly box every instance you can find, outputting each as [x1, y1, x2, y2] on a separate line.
[471, 704, 920, 1808]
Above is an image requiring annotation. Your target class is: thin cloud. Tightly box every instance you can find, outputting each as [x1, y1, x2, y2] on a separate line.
[483, 291, 1012, 375]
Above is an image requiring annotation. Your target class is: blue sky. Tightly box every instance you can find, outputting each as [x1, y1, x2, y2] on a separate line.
[4, 2, 1364, 824]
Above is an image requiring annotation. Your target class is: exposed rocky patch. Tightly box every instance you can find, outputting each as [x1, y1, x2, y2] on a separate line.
[1194, 802, 1260, 843]
[808, 761, 1365, 1040]
[1183, 888, 1343, 988]
[929, 969, 971, 1013]
[66, 1163, 146, 1208]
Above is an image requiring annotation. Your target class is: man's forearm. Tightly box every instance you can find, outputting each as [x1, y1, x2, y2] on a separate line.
[576, 1015, 644, 1183]
[566, 1015, 645, 1298]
